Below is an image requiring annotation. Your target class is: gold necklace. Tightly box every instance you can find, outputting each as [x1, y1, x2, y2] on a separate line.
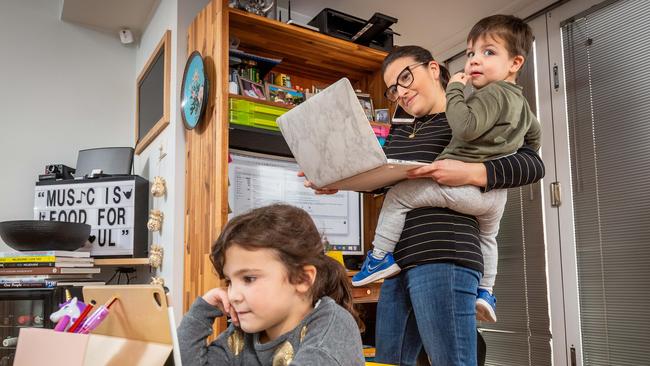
[408, 113, 440, 138]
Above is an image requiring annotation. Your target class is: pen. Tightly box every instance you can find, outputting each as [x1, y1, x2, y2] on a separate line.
[76, 296, 118, 334]
[68, 303, 94, 333]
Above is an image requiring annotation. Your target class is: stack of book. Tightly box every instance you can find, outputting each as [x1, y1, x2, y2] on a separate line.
[0, 250, 103, 289]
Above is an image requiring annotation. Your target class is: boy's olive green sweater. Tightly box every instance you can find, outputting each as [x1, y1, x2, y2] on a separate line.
[440, 80, 541, 162]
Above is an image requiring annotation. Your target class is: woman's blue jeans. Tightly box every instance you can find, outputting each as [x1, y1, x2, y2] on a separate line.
[375, 262, 480, 366]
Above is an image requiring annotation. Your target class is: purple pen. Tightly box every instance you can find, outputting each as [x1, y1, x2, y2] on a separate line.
[76, 296, 118, 334]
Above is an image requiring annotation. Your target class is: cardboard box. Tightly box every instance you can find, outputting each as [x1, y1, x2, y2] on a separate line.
[15, 328, 172, 365]
[14, 285, 176, 366]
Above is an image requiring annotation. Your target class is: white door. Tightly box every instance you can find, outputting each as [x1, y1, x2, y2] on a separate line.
[535, 0, 650, 365]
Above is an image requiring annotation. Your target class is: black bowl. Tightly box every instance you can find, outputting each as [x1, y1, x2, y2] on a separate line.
[0, 220, 91, 252]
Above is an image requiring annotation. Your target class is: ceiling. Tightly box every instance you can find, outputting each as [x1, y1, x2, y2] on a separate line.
[59, 0, 558, 59]
[287, 0, 558, 61]
[60, 0, 159, 42]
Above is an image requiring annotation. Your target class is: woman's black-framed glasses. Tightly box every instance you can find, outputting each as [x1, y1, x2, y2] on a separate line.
[384, 61, 430, 102]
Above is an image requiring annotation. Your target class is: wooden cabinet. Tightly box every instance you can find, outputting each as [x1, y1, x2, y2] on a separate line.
[183, 0, 388, 333]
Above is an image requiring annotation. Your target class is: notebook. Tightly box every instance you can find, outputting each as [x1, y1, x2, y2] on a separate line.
[277, 78, 425, 192]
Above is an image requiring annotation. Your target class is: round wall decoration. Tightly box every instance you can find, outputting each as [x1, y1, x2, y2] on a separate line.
[181, 51, 209, 129]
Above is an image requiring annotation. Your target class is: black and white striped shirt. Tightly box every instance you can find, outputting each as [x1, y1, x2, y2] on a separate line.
[383, 113, 545, 273]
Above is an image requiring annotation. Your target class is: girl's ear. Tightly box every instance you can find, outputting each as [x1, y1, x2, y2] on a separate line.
[296, 265, 317, 293]
[510, 55, 525, 73]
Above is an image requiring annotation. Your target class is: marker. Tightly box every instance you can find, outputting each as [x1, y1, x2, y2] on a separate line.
[76, 296, 118, 334]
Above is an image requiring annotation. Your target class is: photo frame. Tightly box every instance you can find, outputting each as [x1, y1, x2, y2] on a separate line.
[356, 93, 374, 121]
[375, 108, 389, 123]
[135, 30, 171, 155]
[238, 77, 266, 100]
[266, 84, 305, 106]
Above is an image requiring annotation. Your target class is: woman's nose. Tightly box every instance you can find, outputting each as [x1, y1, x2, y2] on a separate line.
[396, 84, 410, 99]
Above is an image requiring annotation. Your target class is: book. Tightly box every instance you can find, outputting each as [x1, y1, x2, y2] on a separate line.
[56, 281, 105, 287]
[0, 261, 94, 268]
[0, 250, 90, 258]
[0, 279, 57, 289]
[0, 267, 100, 275]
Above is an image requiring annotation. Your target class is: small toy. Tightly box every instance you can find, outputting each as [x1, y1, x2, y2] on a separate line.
[50, 290, 87, 332]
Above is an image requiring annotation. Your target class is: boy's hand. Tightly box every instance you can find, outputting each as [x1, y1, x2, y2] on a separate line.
[202, 287, 240, 326]
[449, 72, 471, 85]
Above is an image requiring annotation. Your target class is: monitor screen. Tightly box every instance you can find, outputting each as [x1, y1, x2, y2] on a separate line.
[228, 151, 363, 255]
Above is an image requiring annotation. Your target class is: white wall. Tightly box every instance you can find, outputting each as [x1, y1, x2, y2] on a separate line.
[0, 0, 135, 250]
[134, 0, 210, 321]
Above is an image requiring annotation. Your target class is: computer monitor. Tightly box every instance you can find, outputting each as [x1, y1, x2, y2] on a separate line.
[228, 150, 363, 255]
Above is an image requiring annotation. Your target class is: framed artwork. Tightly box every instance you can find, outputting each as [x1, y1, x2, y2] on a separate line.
[181, 51, 209, 130]
[266, 84, 305, 106]
[375, 108, 389, 123]
[135, 30, 171, 155]
[356, 93, 374, 121]
[238, 77, 266, 100]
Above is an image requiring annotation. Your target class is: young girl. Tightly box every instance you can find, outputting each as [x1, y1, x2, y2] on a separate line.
[177, 204, 365, 365]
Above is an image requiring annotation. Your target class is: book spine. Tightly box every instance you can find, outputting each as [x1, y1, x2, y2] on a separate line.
[0, 267, 61, 275]
[0, 262, 55, 268]
[0, 280, 57, 289]
[0, 256, 56, 263]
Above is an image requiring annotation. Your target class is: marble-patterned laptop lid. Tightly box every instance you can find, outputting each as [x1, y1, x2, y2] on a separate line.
[277, 78, 386, 188]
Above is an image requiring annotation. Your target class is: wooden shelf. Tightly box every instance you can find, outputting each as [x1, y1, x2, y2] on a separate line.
[229, 8, 387, 83]
[93, 258, 150, 266]
[229, 93, 293, 109]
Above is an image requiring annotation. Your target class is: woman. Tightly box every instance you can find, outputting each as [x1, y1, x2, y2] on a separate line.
[304, 45, 544, 365]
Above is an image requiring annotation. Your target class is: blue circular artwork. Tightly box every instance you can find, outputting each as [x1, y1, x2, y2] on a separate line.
[181, 51, 208, 129]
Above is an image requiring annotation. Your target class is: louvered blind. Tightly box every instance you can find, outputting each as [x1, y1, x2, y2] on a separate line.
[562, 0, 650, 364]
[480, 44, 552, 366]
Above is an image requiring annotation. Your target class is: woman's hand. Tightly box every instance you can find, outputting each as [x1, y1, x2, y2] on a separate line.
[297, 171, 339, 195]
[406, 159, 487, 187]
[202, 287, 239, 326]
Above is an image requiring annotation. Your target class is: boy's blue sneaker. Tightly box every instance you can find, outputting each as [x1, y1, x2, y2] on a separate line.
[352, 251, 400, 287]
[476, 288, 497, 322]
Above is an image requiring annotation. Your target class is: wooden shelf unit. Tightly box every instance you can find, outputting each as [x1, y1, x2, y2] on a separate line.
[184, 1, 389, 330]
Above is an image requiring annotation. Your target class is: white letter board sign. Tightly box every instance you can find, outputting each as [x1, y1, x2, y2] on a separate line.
[33, 176, 148, 257]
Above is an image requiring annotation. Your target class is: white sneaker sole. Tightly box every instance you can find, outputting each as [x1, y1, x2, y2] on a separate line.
[476, 298, 497, 322]
[352, 264, 401, 287]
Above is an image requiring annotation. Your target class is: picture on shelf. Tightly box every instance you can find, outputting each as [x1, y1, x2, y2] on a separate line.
[356, 93, 374, 121]
[375, 108, 389, 123]
[266, 84, 305, 106]
[238, 77, 266, 100]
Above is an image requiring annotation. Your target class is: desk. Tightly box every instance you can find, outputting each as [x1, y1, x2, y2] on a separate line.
[347, 271, 382, 303]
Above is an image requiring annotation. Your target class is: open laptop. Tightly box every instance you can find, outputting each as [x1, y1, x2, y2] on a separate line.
[277, 77, 425, 192]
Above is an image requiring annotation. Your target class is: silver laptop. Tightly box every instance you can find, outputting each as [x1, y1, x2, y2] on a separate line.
[277, 78, 425, 192]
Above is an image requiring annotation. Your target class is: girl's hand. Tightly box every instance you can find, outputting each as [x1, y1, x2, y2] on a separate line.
[297, 171, 339, 195]
[202, 287, 239, 326]
[449, 72, 471, 85]
[406, 159, 487, 187]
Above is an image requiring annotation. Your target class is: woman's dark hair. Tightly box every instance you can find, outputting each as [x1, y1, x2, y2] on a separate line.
[382, 45, 450, 89]
[210, 204, 363, 330]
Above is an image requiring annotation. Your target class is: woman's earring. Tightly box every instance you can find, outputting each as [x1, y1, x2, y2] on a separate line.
[147, 210, 164, 232]
[151, 176, 167, 197]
